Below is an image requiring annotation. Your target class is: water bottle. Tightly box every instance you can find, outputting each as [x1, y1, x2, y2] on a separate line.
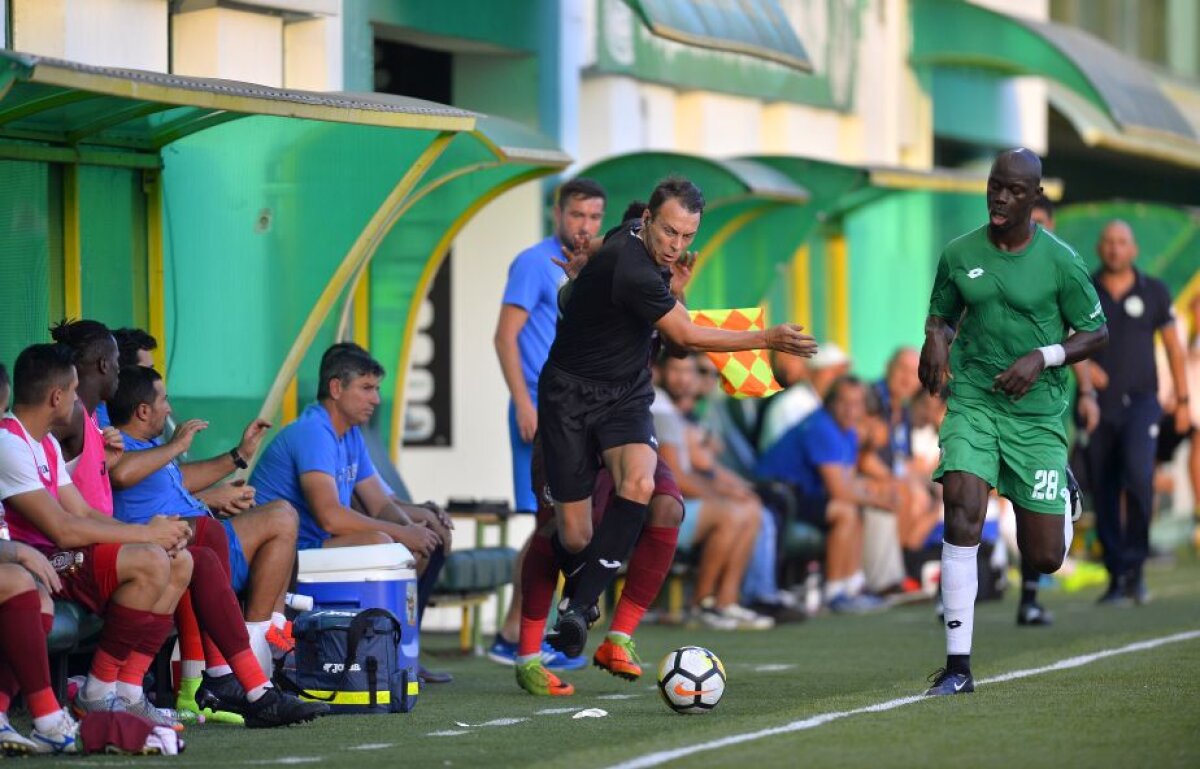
[803, 562, 822, 616]
[284, 592, 314, 611]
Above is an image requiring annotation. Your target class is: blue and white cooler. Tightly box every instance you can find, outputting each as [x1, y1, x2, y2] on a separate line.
[296, 543, 420, 711]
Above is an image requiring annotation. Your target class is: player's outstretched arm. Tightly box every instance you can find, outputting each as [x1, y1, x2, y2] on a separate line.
[654, 302, 817, 356]
[918, 315, 956, 395]
[993, 325, 1109, 400]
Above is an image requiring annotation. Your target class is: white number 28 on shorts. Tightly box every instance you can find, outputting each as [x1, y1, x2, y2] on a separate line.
[1031, 469, 1060, 501]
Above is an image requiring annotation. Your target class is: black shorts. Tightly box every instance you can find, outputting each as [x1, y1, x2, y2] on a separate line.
[537, 364, 656, 502]
[793, 490, 831, 532]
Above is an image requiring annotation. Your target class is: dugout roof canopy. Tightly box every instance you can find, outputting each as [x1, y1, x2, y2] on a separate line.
[0, 49, 569, 460]
[911, 0, 1200, 170]
[621, 0, 813, 72]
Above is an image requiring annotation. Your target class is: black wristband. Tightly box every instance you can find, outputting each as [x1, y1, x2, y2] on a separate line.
[229, 447, 248, 469]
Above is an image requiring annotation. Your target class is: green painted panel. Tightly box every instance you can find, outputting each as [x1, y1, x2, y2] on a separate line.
[0, 160, 53, 371]
[79, 166, 145, 330]
[1055, 202, 1200, 297]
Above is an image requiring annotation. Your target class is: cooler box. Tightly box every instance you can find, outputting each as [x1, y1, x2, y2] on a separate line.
[296, 544, 420, 711]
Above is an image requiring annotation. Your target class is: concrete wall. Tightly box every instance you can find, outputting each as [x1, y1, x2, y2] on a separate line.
[172, 7, 283, 87]
[13, 0, 168, 70]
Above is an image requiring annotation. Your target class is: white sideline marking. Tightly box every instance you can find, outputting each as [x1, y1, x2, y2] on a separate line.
[597, 693, 642, 700]
[454, 717, 529, 728]
[750, 664, 796, 673]
[245, 759, 322, 765]
[537, 707, 582, 715]
[607, 629, 1200, 769]
[427, 729, 472, 737]
[349, 743, 395, 751]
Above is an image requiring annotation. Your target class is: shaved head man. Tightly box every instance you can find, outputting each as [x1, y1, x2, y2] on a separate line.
[918, 148, 1109, 696]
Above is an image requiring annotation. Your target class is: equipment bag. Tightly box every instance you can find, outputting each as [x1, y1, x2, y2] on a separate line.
[279, 608, 417, 714]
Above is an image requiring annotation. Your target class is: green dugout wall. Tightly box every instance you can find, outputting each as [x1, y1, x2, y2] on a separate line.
[0, 51, 567, 460]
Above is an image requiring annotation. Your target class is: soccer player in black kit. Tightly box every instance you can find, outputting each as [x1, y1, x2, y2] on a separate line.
[538, 177, 817, 656]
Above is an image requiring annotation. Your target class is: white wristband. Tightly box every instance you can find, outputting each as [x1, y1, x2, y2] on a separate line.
[1038, 344, 1066, 368]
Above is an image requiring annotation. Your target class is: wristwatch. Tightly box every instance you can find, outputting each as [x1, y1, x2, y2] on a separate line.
[1079, 390, 1097, 399]
[229, 448, 248, 469]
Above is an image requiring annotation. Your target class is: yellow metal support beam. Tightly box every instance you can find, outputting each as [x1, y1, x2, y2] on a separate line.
[144, 170, 167, 376]
[334, 160, 504, 342]
[252, 132, 456, 447]
[282, 376, 298, 425]
[826, 233, 850, 353]
[62, 165, 82, 319]
[790, 243, 811, 331]
[690, 203, 779, 281]
[390, 168, 554, 462]
[353, 266, 371, 349]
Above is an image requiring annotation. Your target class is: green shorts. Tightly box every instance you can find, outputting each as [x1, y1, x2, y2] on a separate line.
[934, 401, 1070, 515]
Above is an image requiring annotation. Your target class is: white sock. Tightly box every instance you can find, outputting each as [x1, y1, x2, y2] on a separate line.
[847, 571, 866, 596]
[824, 578, 850, 601]
[115, 681, 143, 703]
[1063, 504, 1074, 558]
[606, 631, 631, 643]
[271, 612, 287, 630]
[246, 621, 272, 676]
[941, 541, 979, 656]
[206, 665, 233, 677]
[181, 660, 204, 680]
[515, 653, 541, 666]
[246, 682, 273, 703]
[82, 676, 115, 702]
[32, 708, 67, 733]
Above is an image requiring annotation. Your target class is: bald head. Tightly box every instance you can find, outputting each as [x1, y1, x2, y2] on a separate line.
[987, 148, 1044, 236]
[1097, 219, 1137, 273]
[991, 148, 1042, 182]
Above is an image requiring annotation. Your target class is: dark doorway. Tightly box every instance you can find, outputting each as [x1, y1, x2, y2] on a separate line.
[373, 38, 453, 103]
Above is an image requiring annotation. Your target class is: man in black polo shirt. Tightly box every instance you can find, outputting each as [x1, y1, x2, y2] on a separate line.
[540, 176, 816, 656]
[1086, 220, 1191, 604]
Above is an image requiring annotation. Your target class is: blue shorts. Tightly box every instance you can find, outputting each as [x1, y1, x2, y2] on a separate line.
[678, 499, 703, 547]
[508, 400, 537, 513]
[222, 519, 250, 593]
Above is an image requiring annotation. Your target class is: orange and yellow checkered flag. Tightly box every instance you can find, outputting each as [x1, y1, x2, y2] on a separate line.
[687, 308, 783, 399]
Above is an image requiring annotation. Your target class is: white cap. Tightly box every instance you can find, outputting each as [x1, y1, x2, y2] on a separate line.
[811, 341, 849, 369]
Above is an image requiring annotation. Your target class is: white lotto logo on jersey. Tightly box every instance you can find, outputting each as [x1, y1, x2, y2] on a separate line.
[967, 268, 984, 279]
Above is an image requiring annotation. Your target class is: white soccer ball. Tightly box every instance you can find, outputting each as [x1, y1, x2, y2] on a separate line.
[656, 646, 726, 714]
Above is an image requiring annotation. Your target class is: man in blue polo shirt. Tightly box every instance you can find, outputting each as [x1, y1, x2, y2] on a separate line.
[251, 343, 451, 684]
[757, 376, 889, 613]
[488, 178, 606, 667]
[108, 365, 301, 672]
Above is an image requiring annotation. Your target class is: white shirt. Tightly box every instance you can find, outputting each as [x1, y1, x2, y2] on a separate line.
[758, 383, 821, 453]
[0, 415, 72, 502]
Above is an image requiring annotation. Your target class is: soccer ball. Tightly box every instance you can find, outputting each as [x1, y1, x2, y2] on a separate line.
[656, 646, 726, 714]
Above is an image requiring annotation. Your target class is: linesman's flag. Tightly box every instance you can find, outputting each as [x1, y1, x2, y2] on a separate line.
[687, 308, 782, 399]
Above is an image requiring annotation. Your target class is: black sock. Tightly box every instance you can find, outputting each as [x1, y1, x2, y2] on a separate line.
[946, 654, 971, 675]
[1020, 560, 1041, 605]
[552, 531, 586, 600]
[566, 495, 648, 613]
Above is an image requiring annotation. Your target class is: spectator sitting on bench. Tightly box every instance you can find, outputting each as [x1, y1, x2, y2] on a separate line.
[757, 375, 892, 614]
[0, 343, 192, 727]
[107, 366, 303, 687]
[250, 342, 451, 684]
[652, 354, 772, 630]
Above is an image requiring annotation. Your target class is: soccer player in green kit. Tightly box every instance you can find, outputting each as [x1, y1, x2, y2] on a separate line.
[919, 148, 1109, 696]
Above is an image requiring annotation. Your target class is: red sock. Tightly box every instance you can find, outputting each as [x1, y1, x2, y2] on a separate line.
[94, 602, 156, 676]
[42, 612, 54, 635]
[117, 611, 173, 688]
[610, 526, 679, 637]
[202, 633, 228, 669]
[175, 592, 206, 665]
[193, 516, 233, 578]
[0, 661, 16, 712]
[186, 546, 257, 688]
[0, 591, 58, 718]
[229, 649, 268, 692]
[518, 534, 558, 658]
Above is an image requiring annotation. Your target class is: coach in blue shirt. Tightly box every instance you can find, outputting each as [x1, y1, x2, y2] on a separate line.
[252, 343, 453, 682]
[757, 376, 888, 613]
